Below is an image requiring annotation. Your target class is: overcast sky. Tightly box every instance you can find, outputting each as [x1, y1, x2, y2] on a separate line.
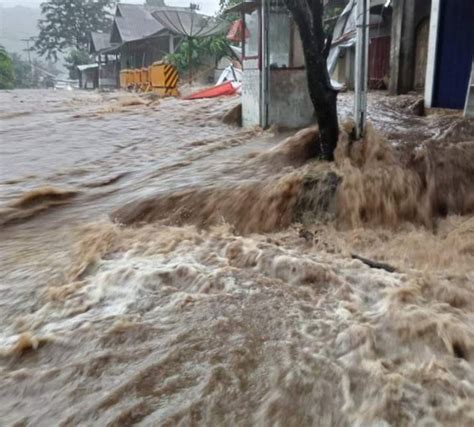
[2, 0, 221, 16]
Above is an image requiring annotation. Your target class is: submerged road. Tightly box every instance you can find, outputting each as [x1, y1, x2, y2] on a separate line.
[0, 89, 473, 426]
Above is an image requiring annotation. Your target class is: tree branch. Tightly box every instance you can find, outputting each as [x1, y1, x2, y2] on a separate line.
[284, 0, 311, 36]
[351, 254, 397, 273]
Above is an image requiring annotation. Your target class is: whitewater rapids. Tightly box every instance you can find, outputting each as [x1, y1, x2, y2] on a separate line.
[0, 89, 473, 426]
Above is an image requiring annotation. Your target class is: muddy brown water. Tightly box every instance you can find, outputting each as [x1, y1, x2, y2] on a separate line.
[0, 89, 473, 426]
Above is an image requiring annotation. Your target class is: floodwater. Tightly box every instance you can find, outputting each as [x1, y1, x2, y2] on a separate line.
[0, 89, 473, 426]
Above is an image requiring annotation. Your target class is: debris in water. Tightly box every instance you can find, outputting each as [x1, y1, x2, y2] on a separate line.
[351, 253, 397, 273]
[0, 187, 79, 226]
[0, 90, 473, 426]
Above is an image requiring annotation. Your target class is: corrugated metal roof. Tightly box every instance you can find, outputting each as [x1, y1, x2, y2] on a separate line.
[111, 4, 165, 43]
[90, 32, 119, 53]
[108, 3, 222, 45]
[152, 8, 228, 37]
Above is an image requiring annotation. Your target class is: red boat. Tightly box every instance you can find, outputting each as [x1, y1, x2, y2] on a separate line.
[184, 81, 240, 100]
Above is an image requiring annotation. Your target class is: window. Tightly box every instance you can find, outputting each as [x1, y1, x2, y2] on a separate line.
[268, 12, 290, 68]
[244, 9, 259, 58]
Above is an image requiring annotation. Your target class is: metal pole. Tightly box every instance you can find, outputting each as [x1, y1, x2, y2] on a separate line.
[354, 0, 369, 139]
[188, 37, 193, 84]
[260, 0, 269, 128]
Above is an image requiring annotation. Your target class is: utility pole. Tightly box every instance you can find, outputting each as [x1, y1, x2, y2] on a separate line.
[354, 0, 370, 139]
[21, 38, 32, 66]
[21, 37, 35, 86]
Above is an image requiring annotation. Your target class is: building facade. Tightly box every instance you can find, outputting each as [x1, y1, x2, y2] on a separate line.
[230, 0, 315, 129]
[424, 0, 474, 110]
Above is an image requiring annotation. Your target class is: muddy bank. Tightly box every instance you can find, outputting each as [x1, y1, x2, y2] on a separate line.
[113, 119, 474, 232]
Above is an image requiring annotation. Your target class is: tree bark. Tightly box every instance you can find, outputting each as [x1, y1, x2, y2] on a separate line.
[284, 0, 339, 160]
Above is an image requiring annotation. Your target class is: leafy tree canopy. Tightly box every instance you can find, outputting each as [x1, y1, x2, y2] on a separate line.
[0, 46, 15, 89]
[10, 53, 60, 88]
[65, 49, 90, 80]
[166, 0, 235, 76]
[218, 0, 241, 14]
[166, 35, 230, 75]
[10, 53, 31, 88]
[34, 0, 115, 61]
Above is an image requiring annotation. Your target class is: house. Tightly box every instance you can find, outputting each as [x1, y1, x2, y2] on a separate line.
[81, 2, 185, 89]
[329, 0, 431, 92]
[234, 0, 472, 130]
[89, 32, 120, 89]
[77, 63, 99, 89]
[330, 0, 473, 110]
[82, 1, 231, 91]
[389, 0, 432, 95]
[330, 0, 394, 90]
[110, 3, 183, 70]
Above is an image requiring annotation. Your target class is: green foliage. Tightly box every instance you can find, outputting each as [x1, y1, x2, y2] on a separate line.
[323, 5, 344, 35]
[218, 0, 241, 14]
[166, 36, 230, 75]
[34, 0, 115, 61]
[10, 53, 31, 88]
[65, 49, 91, 80]
[0, 46, 15, 89]
[9, 53, 61, 88]
[218, 0, 241, 23]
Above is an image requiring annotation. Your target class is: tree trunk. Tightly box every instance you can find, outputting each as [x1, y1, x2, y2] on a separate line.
[284, 0, 339, 160]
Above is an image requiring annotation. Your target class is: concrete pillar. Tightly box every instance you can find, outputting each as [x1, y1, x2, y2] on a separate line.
[389, 0, 403, 94]
[389, 0, 417, 94]
[425, 0, 441, 107]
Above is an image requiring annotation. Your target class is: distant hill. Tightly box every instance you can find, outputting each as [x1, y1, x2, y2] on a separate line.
[0, 5, 41, 60]
[0, 5, 68, 76]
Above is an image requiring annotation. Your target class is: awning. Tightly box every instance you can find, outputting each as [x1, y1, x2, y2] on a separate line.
[77, 63, 98, 71]
[99, 44, 121, 54]
[224, 1, 258, 15]
[227, 19, 249, 42]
